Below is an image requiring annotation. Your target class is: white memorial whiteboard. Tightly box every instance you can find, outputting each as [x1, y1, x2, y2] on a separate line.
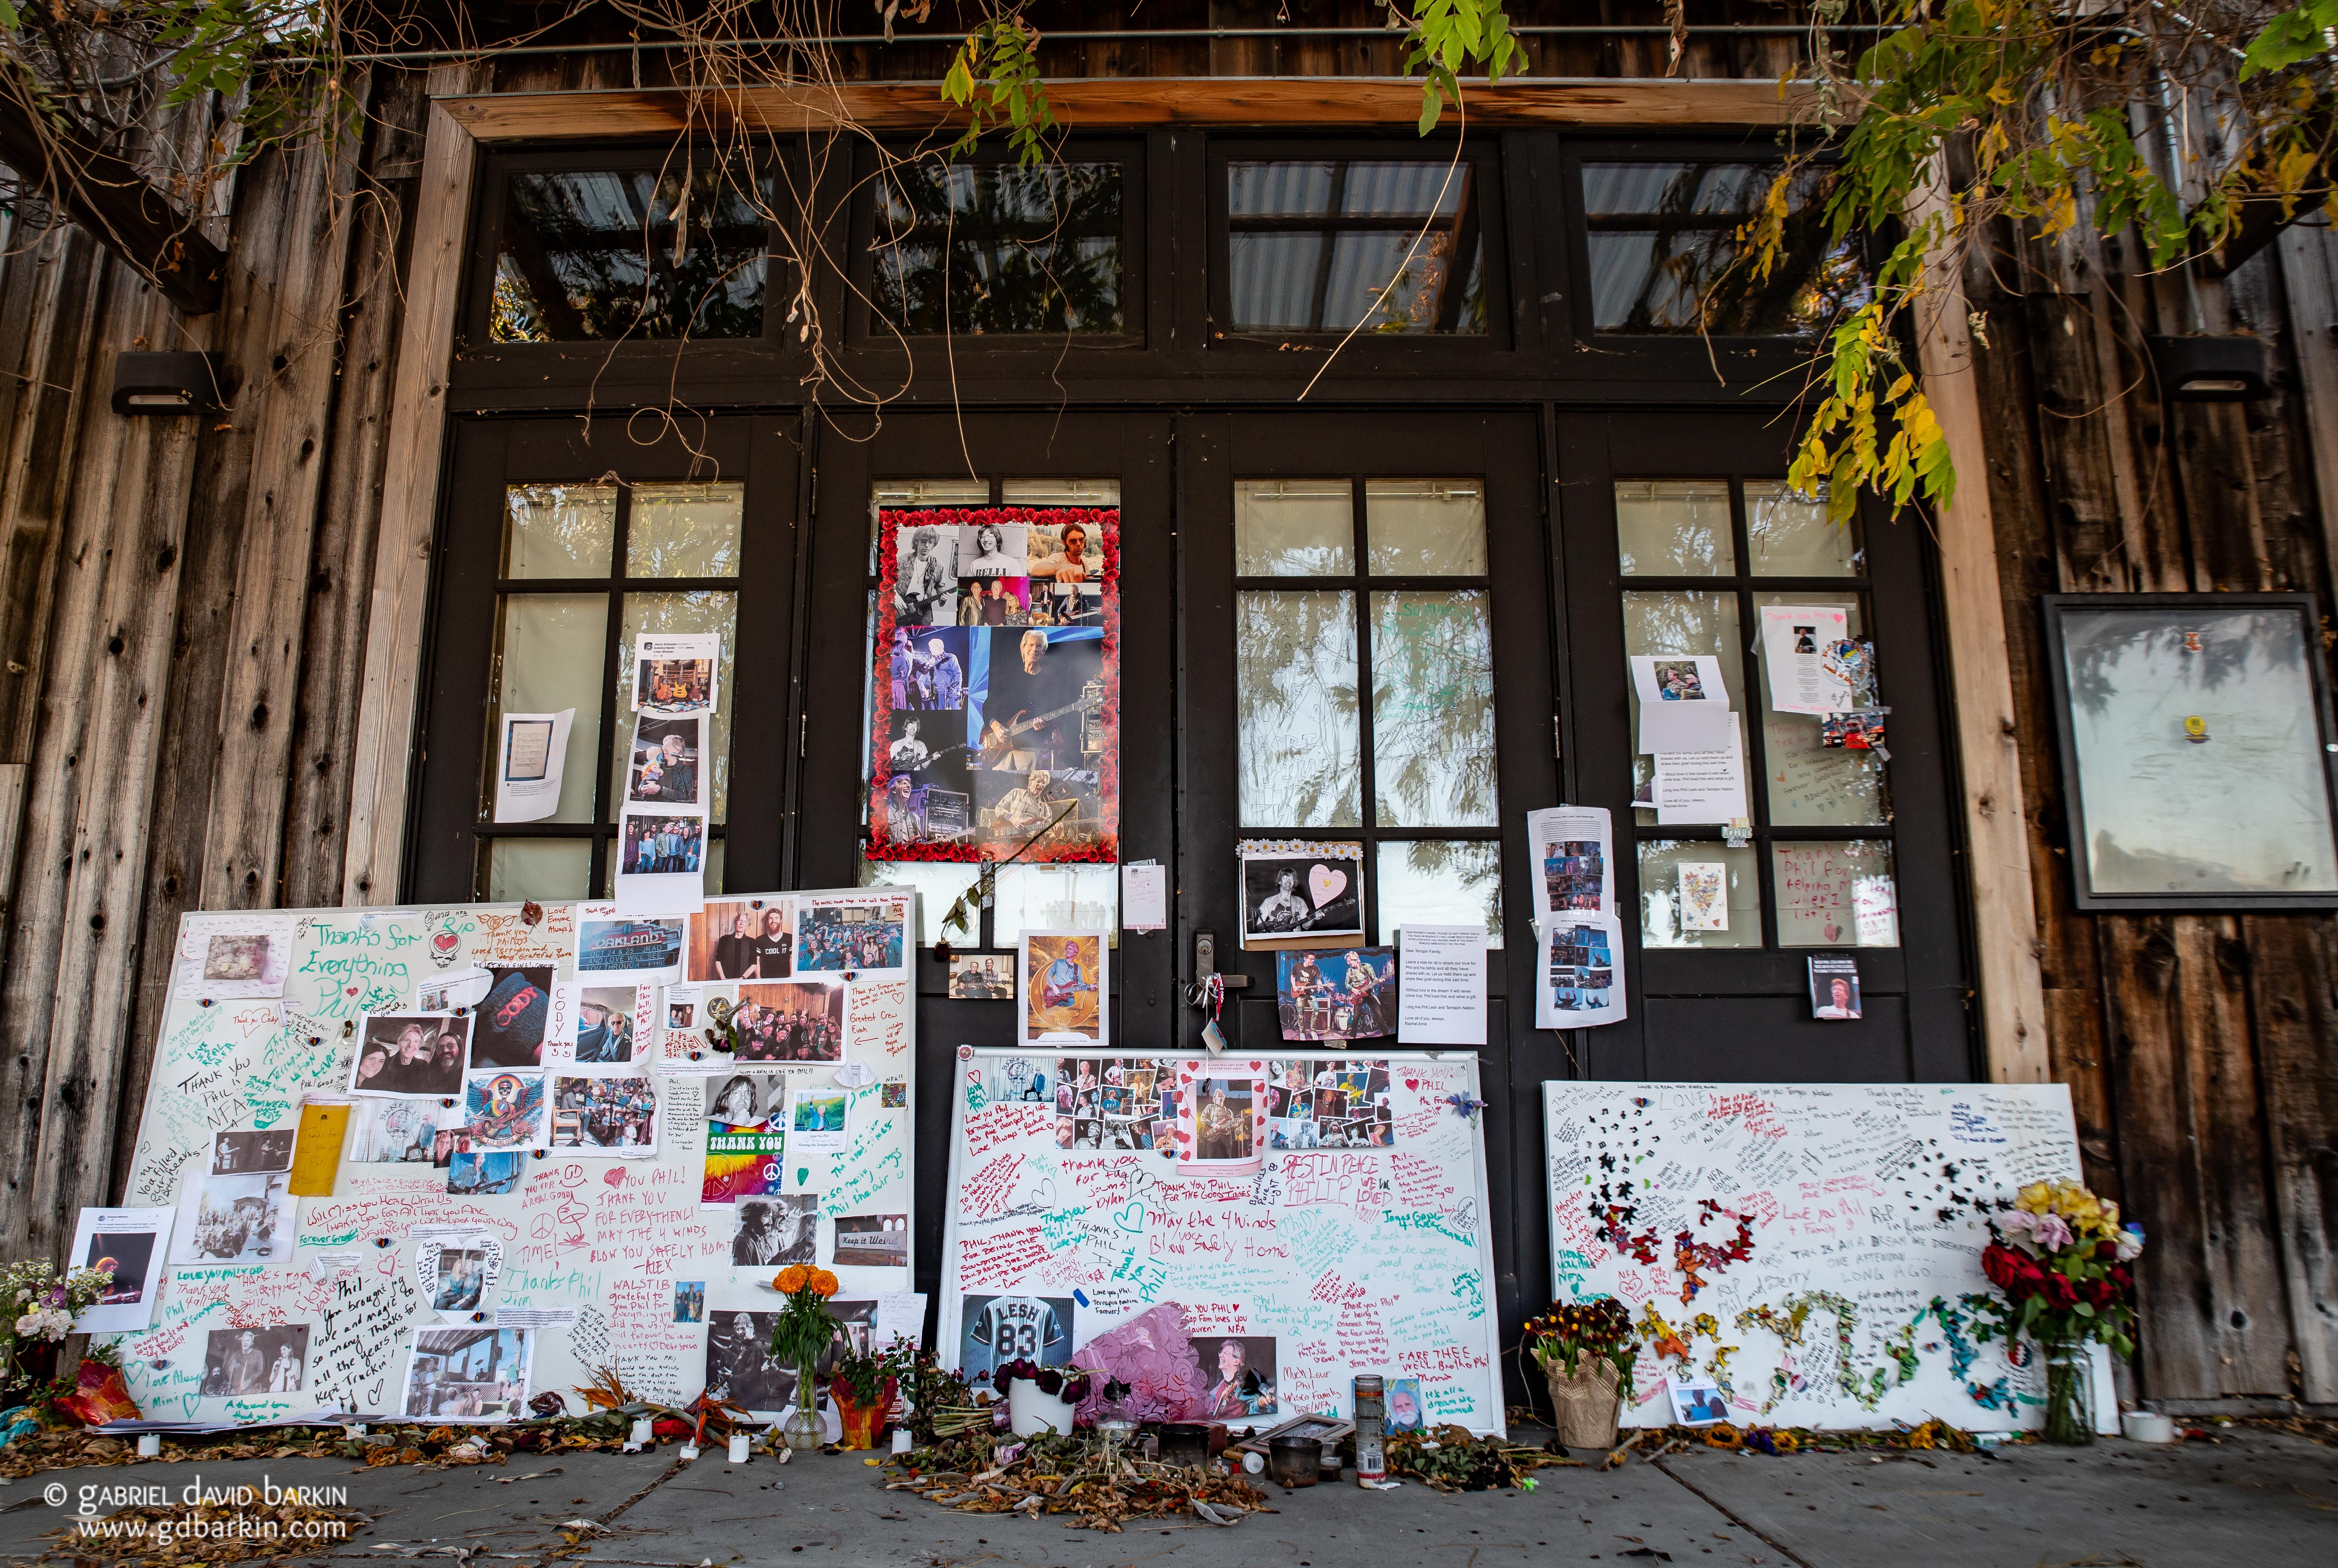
[1543, 1081, 2117, 1432]
[941, 1048, 1506, 1434]
[112, 892, 916, 1424]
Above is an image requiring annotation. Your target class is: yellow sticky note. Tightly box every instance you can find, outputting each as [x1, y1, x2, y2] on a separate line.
[287, 1104, 349, 1197]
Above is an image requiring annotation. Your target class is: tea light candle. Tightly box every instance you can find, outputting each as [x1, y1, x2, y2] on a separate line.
[136, 1434, 162, 1457]
[891, 1429, 913, 1455]
[626, 1417, 653, 1451]
[728, 1431, 751, 1462]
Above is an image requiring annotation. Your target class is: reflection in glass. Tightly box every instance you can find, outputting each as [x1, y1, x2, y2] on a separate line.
[491, 594, 607, 823]
[1771, 838, 1899, 946]
[2060, 607, 2338, 894]
[1379, 840, 1502, 948]
[1227, 160, 1487, 335]
[613, 592, 737, 821]
[1615, 480, 1734, 576]
[859, 860, 983, 947]
[874, 160, 1124, 335]
[1755, 591, 1886, 827]
[1623, 590, 1743, 824]
[1366, 480, 1487, 576]
[1581, 161, 1867, 337]
[484, 839, 592, 903]
[995, 863, 1122, 948]
[1236, 480, 1353, 577]
[1636, 839, 1760, 949]
[504, 484, 617, 579]
[1371, 590, 1497, 827]
[1001, 478, 1123, 507]
[492, 163, 770, 342]
[1746, 482, 1861, 576]
[629, 481, 744, 578]
[1237, 590, 1360, 827]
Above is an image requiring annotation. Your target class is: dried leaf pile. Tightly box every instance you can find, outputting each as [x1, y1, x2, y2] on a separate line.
[889, 1431, 1272, 1533]
[1386, 1425, 1581, 1491]
[40, 1502, 370, 1568]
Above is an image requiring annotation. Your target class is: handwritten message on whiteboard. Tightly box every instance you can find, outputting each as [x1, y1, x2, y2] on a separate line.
[113, 891, 915, 1423]
[941, 1049, 1506, 1434]
[1543, 1081, 2113, 1432]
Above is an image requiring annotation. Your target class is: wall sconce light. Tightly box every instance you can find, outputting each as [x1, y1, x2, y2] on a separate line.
[2147, 335, 2269, 402]
[111, 351, 225, 416]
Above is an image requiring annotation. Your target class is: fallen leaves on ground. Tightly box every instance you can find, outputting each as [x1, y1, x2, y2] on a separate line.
[40, 1501, 370, 1567]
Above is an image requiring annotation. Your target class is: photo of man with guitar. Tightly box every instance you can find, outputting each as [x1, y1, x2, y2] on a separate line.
[1021, 932, 1106, 1046]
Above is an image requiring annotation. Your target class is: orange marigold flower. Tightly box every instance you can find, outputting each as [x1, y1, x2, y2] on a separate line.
[810, 1268, 841, 1298]
[773, 1265, 810, 1295]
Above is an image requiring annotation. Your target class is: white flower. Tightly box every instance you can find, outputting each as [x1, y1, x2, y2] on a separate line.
[2115, 1226, 2145, 1261]
[14, 1308, 72, 1341]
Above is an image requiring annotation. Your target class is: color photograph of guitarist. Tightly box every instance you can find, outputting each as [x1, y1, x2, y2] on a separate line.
[982, 628, 1101, 774]
[1023, 934, 1102, 1043]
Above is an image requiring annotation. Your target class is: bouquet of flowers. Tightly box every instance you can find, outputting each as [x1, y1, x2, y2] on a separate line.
[1972, 1178, 2144, 1444]
[1523, 1296, 1638, 1394]
[4, 1259, 113, 1400]
[765, 1265, 841, 1367]
[831, 1337, 912, 1408]
[990, 1359, 1092, 1403]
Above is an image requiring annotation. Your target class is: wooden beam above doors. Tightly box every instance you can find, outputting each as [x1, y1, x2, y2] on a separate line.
[442, 75, 1821, 141]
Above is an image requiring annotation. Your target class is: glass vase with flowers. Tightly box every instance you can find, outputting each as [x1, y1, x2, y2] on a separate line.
[765, 1265, 841, 1451]
[1970, 1179, 2145, 1445]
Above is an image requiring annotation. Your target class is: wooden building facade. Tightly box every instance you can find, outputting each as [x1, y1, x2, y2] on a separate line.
[0, 4, 2331, 1414]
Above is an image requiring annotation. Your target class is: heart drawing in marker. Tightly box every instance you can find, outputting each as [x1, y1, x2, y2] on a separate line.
[346, 986, 361, 998]
[1404, 1076, 1420, 1092]
[796, 1168, 810, 1186]
[1113, 1201, 1144, 1233]
[1307, 863, 1347, 910]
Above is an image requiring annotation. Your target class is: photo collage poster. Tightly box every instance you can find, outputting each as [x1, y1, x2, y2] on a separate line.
[106, 889, 917, 1425]
[1526, 805, 1627, 1030]
[616, 631, 719, 918]
[868, 507, 1119, 863]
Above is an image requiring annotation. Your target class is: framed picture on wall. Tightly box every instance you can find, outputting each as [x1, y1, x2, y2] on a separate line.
[2040, 592, 2338, 910]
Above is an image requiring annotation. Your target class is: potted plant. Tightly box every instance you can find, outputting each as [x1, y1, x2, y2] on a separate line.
[1524, 1296, 1637, 1451]
[830, 1339, 906, 1451]
[991, 1359, 1091, 1437]
[3, 1260, 113, 1409]
[765, 1266, 841, 1451]
[1971, 1179, 2144, 1445]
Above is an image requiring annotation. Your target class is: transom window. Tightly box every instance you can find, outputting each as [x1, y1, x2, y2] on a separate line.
[1226, 159, 1487, 335]
[1235, 478, 1502, 943]
[477, 481, 741, 899]
[1618, 479, 1897, 950]
[871, 159, 1128, 336]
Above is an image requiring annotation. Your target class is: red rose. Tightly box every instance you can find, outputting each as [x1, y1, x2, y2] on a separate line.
[2096, 1239, 2118, 1260]
[2082, 1277, 2116, 1308]
[2042, 1273, 2079, 1309]
[2109, 1265, 2131, 1293]
[1982, 1242, 2022, 1289]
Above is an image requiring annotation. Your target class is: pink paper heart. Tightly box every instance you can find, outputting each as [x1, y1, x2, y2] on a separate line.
[1307, 864, 1347, 910]
[346, 986, 361, 998]
[1823, 922, 1842, 943]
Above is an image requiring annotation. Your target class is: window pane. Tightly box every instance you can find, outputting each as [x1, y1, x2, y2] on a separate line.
[1238, 590, 1360, 827]
[873, 161, 1125, 335]
[995, 863, 1121, 948]
[612, 592, 736, 821]
[1379, 840, 1502, 949]
[1371, 590, 1497, 827]
[1623, 590, 1743, 826]
[482, 838, 592, 903]
[492, 163, 769, 343]
[1636, 839, 1760, 949]
[491, 594, 607, 823]
[1771, 839, 1899, 947]
[1755, 591, 1887, 827]
[1581, 161, 1866, 338]
[504, 483, 617, 579]
[1236, 480, 1353, 577]
[1366, 479, 1486, 576]
[1616, 480, 1734, 576]
[1746, 482, 1861, 576]
[1227, 160, 1487, 335]
[860, 860, 983, 947]
[1001, 479, 1121, 507]
[629, 481, 743, 579]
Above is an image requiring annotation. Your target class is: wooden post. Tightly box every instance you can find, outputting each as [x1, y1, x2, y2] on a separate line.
[1909, 171, 2051, 1082]
[341, 65, 485, 907]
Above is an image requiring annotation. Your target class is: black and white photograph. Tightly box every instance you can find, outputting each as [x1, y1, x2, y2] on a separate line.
[471, 966, 552, 1069]
[732, 1192, 818, 1267]
[958, 520, 1028, 578]
[347, 1011, 471, 1099]
[1240, 843, 1365, 942]
[704, 1310, 794, 1412]
[947, 953, 1014, 999]
[430, 1246, 492, 1311]
[892, 522, 959, 625]
[210, 1128, 295, 1175]
[171, 1172, 292, 1264]
[625, 714, 706, 809]
[199, 1324, 309, 1397]
[401, 1327, 532, 1421]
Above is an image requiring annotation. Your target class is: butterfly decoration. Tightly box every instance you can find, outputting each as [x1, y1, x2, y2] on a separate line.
[1444, 1091, 1487, 1124]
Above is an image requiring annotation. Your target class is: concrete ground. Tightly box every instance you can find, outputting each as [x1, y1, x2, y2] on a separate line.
[2, 1425, 2331, 1567]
